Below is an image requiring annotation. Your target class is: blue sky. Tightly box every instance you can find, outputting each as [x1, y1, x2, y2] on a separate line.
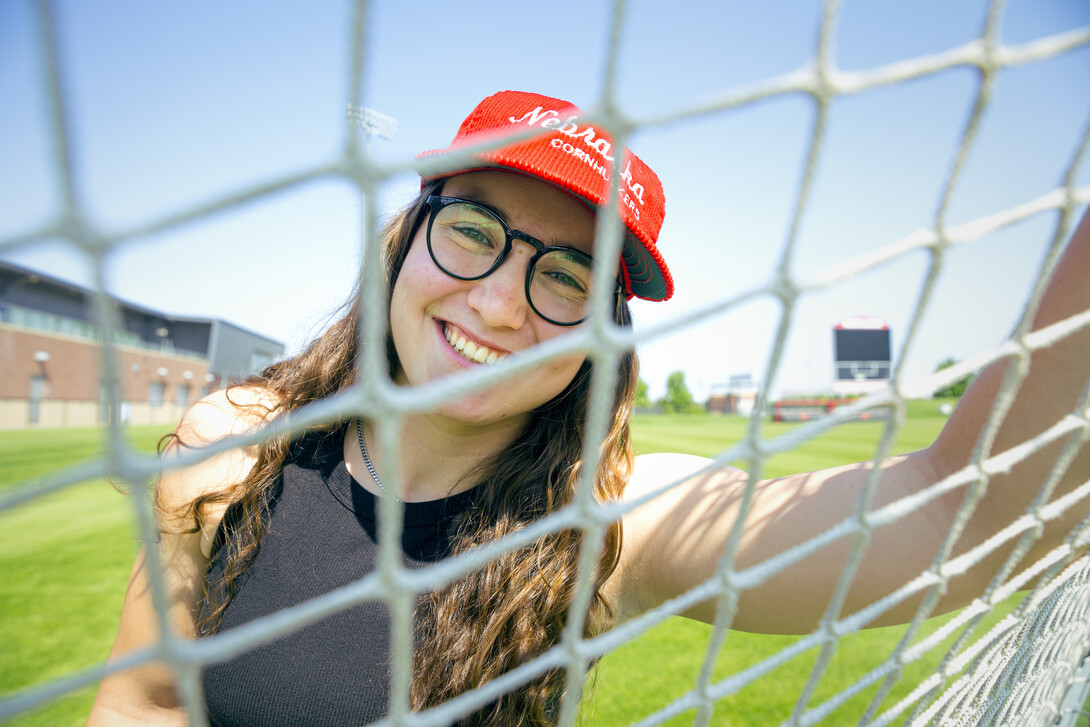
[2, 0, 1088, 401]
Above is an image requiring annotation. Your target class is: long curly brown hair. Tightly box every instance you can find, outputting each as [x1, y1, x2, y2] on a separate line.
[179, 178, 638, 725]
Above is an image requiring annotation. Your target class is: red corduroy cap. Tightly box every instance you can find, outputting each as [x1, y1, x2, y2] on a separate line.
[417, 90, 673, 302]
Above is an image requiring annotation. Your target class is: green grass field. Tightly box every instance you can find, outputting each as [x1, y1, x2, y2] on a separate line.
[0, 406, 1065, 725]
[0, 426, 169, 727]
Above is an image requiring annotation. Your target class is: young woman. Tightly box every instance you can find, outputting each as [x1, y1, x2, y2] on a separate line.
[87, 90, 1090, 726]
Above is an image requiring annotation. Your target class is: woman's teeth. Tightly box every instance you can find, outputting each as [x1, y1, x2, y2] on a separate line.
[444, 325, 506, 365]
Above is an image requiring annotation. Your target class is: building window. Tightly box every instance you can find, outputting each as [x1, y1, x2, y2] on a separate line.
[29, 375, 46, 424]
[175, 384, 190, 408]
[149, 381, 165, 407]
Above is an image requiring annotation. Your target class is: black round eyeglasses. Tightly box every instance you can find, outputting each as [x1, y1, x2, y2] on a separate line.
[424, 195, 620, 326]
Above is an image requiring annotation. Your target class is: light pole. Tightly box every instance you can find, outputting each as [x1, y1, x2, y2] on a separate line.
[346, 105, 398, 155]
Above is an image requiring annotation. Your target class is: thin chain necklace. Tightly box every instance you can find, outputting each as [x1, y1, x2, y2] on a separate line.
[355, 417, 401, 501]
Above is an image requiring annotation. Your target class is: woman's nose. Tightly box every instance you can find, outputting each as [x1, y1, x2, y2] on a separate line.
[465, 246, 532, 329]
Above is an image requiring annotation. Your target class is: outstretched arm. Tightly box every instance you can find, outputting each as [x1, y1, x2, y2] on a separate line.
[610, 208, 1090, 635]
[87, 389, 269, 724]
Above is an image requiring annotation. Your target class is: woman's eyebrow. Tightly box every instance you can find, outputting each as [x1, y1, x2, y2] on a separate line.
[456, 191, 594, 253]
[447, 188, 512, 224]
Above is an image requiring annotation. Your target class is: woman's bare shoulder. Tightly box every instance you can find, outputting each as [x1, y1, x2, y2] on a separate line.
[173, 385, 281, 443]
[157, 385, 282, 553]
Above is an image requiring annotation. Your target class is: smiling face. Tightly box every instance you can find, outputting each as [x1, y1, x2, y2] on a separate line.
[389, 170, 600, 428]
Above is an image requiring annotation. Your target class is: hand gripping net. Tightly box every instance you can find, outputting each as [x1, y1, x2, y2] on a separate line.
[2, 1, 1089, 725]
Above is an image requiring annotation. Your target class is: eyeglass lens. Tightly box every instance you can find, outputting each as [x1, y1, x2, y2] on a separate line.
[428, 199, 596, 325]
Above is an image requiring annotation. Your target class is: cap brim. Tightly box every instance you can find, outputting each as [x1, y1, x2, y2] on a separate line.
[622, 235, 671, 301]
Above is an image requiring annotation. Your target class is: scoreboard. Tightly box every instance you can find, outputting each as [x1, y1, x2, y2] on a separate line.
[833, 316, 891, 393]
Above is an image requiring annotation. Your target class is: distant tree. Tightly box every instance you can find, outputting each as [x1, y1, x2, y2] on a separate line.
[658, 371, 700, 413]
[933, 357, 973, 399]
[635, 377, 652, 409]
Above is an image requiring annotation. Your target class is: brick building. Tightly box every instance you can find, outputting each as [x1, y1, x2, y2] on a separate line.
[706, 373, 760, 417]
[0, 261, 284, 429]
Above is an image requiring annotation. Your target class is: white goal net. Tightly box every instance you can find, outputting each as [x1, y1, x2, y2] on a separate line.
[1, 1, 1089, 726]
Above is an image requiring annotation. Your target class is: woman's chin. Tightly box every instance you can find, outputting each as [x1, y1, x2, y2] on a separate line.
[428, 395, 533, 430]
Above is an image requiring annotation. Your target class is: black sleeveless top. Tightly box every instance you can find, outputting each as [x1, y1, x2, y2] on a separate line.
[200, 430, 476, 726]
